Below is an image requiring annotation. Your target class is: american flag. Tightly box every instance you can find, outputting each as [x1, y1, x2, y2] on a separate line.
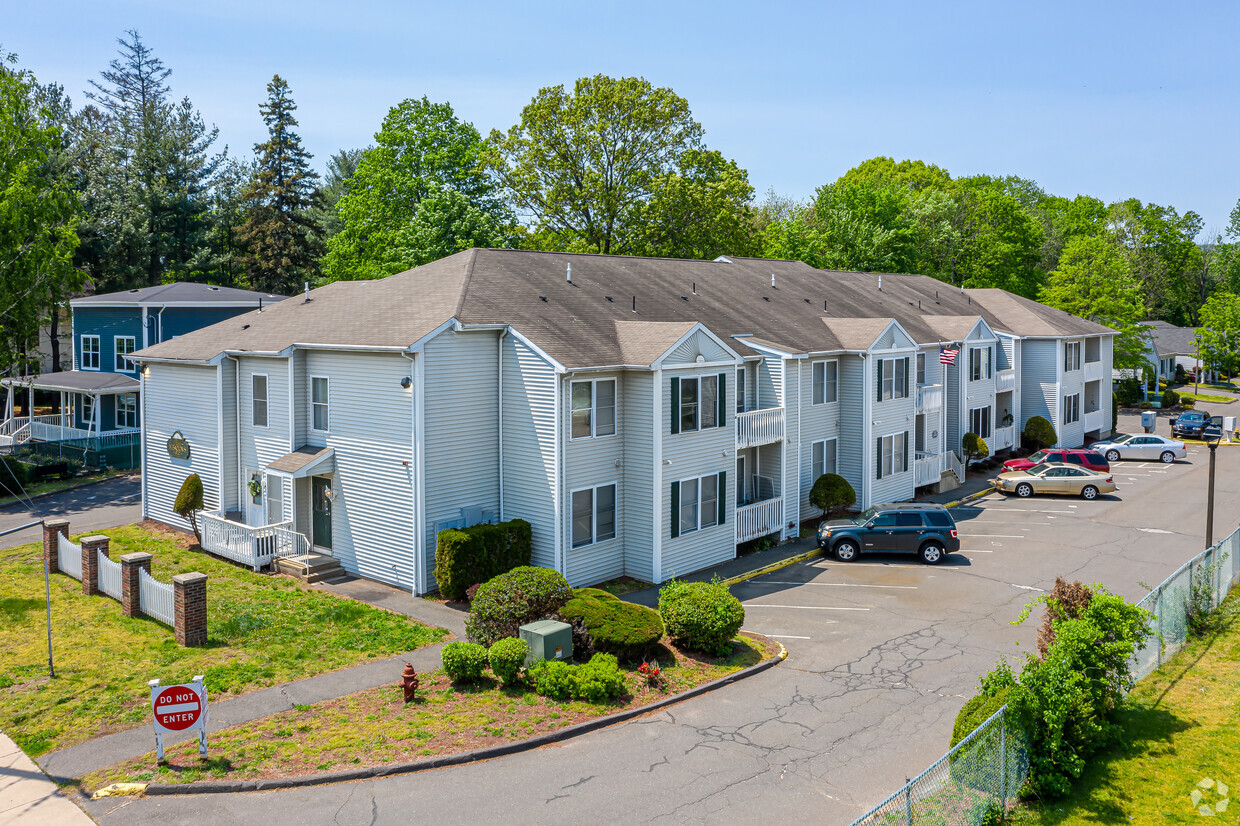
[939, 345, 958, 366]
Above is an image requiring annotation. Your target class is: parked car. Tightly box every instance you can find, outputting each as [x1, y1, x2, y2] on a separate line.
[816, 503, 959, 565]
[1171, 411, 1223, 440]
[1088, 434, 1187, 463]
[1002, 448, 1109, 474]
[997, 463, 1117, 499]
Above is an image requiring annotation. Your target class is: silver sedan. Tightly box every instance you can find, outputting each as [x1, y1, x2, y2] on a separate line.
[1088, 434, 1187, 463]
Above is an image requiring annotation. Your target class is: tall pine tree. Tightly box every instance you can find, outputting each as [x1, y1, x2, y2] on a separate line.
[239, 75, 320, 294]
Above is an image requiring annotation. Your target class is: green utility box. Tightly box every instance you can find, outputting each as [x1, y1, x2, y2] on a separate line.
[519, 619, 573, 666]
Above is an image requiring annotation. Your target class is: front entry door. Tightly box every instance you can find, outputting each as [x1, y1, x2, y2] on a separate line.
[245, 469, 264, 526]
[312, 476, 333, 551]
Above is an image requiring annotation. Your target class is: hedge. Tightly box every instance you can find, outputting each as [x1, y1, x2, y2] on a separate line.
[559, 588, 664, 661]
[465, 565, 573, 646]
[658, 578, 745, 656]
[434, 519, 532, 601]
[527, 653, 626, 702]
[441, 641, 489, 684]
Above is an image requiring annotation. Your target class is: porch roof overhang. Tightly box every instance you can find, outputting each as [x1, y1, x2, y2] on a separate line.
[265, 446, 335, 478]
[1, 371, 140, 395]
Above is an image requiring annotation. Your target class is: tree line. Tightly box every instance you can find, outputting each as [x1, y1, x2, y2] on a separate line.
[4, 31, 1240, 377]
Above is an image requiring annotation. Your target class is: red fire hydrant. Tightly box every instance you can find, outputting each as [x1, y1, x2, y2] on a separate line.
[401, 663, 419, 703]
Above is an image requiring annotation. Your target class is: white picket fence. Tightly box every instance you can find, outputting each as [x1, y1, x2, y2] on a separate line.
[139, 567, 175, 627]
[57, 533, 82, 581]
[97, 551, 121, 600]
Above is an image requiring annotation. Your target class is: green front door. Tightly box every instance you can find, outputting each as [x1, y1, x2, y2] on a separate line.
[312, 476, 333, 551]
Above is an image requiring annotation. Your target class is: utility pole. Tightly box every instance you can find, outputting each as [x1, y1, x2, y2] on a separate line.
[1206, 437, 1219, 548]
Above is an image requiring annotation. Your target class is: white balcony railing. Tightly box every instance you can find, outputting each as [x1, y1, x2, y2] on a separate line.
[0, 416, 138, 445]
[916, 384, 943, 414]
[945, 450, 965, 483]
[200, 511, 310, 571]
[735, 407, 784, 449]
[992, 425, 1015, 451]
[1084, 361, 1105, 382]
[995, 368, 1016, 394]
[914, 452, 941, 487]
[1083, 409, 1107, 433]
[736, 497, 783, 544]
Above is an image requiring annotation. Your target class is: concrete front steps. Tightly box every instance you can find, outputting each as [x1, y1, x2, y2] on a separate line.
[274, 553, 346, 584]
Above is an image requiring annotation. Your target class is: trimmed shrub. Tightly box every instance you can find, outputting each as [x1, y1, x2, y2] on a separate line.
[526, 653, 627, 702]
[465, 565, 573, 646]
[658, 578, 745, 656]
[488, 637, 529, 686]
[441, 641, 489, 683]
[1181, 396, 1196, 409]
[0, 455, 30, 491]
[950, 685, 1014, 748]
[809, 472, 856, 515]
[527, 658, 576, 700]
[1115, 377, 1142, 406]
[1160, 388, 1180, 408]
[174, 473, 205, 541]
[434, 519, 533, 601]
[1023, 416, 1057, 451]
[962, 432, 989, 468]
[559, 588, 663, 661]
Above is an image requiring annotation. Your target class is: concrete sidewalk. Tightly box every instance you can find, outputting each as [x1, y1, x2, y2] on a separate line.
[1, 730, 93, 824]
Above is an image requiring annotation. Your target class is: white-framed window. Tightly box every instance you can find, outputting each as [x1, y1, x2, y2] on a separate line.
[1063, 394, 1080, 425]
[969, 405, 992, 439]
[571, 483, 617, 548]
[80, 395, 95, 427]
[80, 335, 100, 370]
[252, 374, 268, 428]
[571, 378, 616, 439]
[877, 357, 908, 402]
[114, 336, 136, 371]
[672, 472, 725, 537]
[969, 346, 992, 381]
[811, 438, 838, 481]
[311, 376, 329, 432]
[736, 367, 746, 414]
[1064, 341, 1081, 372]
[115, 393, 137, 428]
[672, 373, 724, 434]
[916, 352, 926, 386]
[876, 432, 908, 480]
[812, 360, 838, 405]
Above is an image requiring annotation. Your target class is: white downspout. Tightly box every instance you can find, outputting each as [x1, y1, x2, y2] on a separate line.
[402, 350, 419, 594]
[154, 306, 167, 344]
[554, 372, 564, 576]
[140, 367, 148, 520]
[652, 367, 663, 582]
[227, 355, 242, 518]
[498, 330, 505, 521]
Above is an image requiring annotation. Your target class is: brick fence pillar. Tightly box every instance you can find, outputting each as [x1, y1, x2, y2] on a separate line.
[173, 572, 208, 646]
[120, 552, 153, 617]
[43, 519, 69, 573]
[80, 534, 110, 596]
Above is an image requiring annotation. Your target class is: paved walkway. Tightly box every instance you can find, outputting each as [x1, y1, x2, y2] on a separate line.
[1, 730, 93, 824]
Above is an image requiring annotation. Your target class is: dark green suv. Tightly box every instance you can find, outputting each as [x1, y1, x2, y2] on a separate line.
[816, 503, 960, 565]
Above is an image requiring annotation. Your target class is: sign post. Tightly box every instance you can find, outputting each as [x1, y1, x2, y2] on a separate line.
[149, 676, 208, 761]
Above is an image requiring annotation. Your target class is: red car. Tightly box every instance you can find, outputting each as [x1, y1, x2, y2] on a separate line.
[1002, 448, 1110, 473]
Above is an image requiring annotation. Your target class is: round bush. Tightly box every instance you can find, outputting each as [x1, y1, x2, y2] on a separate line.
[658, 579, 745, 656]
[950, 685, 1013, 747]
[1023, 416, 1057, 450]
[441, 641, 488, 683]
[527, 658, 576, 700]
[573, 653, 626, 702]
[809, 473, 855, 516]
[465, 565, 573, 646]
[488, 637, 529, 686]
[1160, 388, 1179, 408]
[559, 588, 664, 661]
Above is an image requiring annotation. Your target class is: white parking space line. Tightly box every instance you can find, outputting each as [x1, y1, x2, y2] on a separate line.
[977, 508, 1076, 514]
[958, 534, 1025, 538]
[757, 580, 919, 590]
[960, 549, 994, 553]
[764, 634, 813, 639]
[742, 603, 871, 611]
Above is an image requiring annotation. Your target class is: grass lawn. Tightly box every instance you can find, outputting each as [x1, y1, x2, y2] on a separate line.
[0, 523, 446, 757]
[593, 575, 653, 597]
[1008, 593, 1240, 824]
[1173, 389, 1236, 405]
[81, 632, 779, 790]
[0, 469, 130, 507]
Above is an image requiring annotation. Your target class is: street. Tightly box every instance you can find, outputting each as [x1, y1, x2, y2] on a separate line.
[0, 475, 142, 549]
[84, 424, 1239, 825]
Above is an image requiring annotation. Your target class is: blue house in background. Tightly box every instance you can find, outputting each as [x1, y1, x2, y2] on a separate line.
[1, 283, 284, 450]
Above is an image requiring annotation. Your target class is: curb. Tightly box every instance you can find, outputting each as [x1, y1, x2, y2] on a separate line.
[99, 635, 787, 798]
[720, 547, 824, 587]
[0, 472, 137, 510]
[942, 483, 998, 509]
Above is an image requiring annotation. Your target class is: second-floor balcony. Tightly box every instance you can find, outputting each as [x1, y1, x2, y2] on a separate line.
[916, 383, 943, 414]
[995, 368, 1016, 394]
[1083, 409, 1107, 433]
[992, 425, 1016, 451]
[1084, 360, 1104, 383]
[735, 406, 784, 449]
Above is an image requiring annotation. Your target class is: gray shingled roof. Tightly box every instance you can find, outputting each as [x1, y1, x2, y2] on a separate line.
[133, 249, 1115, 368]
[1144, 320, 1198, 356]
[72, 282, 286, 306]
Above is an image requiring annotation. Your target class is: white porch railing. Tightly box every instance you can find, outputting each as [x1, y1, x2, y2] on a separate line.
[139, 567, 175, 626]
[995, 368, 1016, 394]
[735, 407, 784, 449]
[916, 384, 943, 414]
[98, 551, 121, 600]
[992, 425, 1015, 451]
[914, 452, 940, 487]
[200, 510, 309, 571]
[736, 497, 783, 543]
[57, 533, 82, 581]
[1084, 409, 1107, 433]
[1084, 360, 1105, 382]
[945, 450, 965, 483]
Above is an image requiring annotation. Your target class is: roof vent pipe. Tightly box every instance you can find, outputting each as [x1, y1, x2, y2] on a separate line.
[771, 273, 776, 288]
[823, 300, 827, 311]
[632, 295, 636, 313]
[258, 296, 263, 313]
[692, 282, 697, 295]
[567, 263, 572, 283]
[303, 281, 310, 303]
[878, 275, 882, 291]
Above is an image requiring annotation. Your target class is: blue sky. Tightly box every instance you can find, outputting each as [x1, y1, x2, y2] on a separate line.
[8, 1, 1239, 234]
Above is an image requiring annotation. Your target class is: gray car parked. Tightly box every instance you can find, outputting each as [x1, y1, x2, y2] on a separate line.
[816, 502, 960, 565]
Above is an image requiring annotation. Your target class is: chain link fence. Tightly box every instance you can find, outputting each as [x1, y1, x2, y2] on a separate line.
[1, 432, 140, 472]
[851, 522, 1240, 826]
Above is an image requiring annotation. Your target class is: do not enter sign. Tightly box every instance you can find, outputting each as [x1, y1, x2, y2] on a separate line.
[153, 686, 202, 731]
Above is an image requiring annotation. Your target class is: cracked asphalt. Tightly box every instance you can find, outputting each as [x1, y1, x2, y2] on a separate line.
[84, 420, 1239, 825]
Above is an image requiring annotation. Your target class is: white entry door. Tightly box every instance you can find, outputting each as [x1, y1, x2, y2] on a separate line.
[244, 469, 265, 526]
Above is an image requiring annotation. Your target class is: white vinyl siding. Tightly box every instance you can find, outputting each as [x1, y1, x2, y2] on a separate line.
[564, 370, 625, 587]
[799, 355, 842, 519]
[114, 336, 136, 371]
[80, 335, 100, 370]
[1020, 339, 1062, 446]
[621, 372, 655, 582]
[143, 363, 222, 530]
[501, 336, 557, 572]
